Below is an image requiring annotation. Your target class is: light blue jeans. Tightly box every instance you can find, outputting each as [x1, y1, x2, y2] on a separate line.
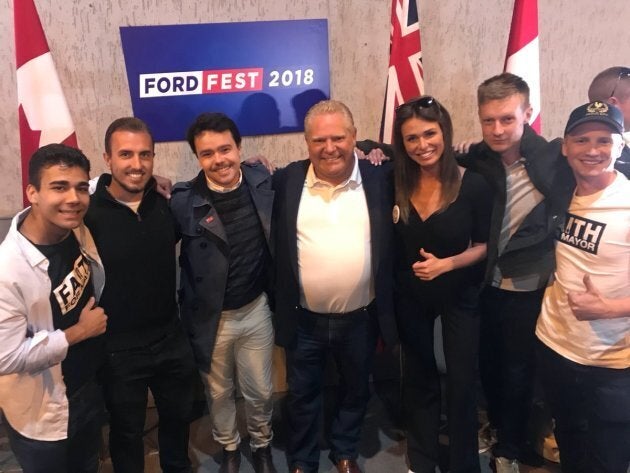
[200, 292, 274, 451]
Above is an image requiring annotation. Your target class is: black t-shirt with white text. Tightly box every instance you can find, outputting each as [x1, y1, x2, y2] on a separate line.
[35, 233, 105, 395]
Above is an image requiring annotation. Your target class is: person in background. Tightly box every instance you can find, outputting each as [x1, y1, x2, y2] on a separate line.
[588, 66, 630, 177]
[536, 101, 630, 473]
[393, 96, 491, 473]
[0, 144, 107, 473]
[85, 118, 197, 473]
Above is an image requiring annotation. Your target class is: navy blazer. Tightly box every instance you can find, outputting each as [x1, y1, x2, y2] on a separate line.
[272, 159, 398, 349]
[171, 164, 274, 372]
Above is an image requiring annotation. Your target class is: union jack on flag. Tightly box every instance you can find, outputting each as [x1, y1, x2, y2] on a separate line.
[380, 0, 424, 144]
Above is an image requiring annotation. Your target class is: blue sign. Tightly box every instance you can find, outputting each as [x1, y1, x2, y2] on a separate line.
[120, 19, 330, 142]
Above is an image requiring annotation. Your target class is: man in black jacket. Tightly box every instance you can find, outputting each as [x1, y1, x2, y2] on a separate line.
[458, 73, 563, 473]
[85, 118, 197, 473]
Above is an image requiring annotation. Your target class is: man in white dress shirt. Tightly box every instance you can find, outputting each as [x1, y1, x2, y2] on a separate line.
[272, 100, 398, 473]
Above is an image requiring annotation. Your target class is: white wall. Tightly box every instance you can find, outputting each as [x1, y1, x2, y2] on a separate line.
[0, 0, 629, 217]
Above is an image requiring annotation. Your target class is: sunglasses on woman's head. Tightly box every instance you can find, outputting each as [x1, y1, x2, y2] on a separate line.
[396, 95, 436, 112]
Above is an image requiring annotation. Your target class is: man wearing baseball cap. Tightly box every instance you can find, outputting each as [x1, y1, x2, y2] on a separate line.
[535, 101, 630, 473]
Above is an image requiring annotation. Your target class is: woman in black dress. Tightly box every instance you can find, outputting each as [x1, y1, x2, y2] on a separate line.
[393, 96, 492, 473]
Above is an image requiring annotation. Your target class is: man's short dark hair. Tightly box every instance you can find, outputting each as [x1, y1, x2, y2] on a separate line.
[28, 144, 90, 189]
[477, 72, 530, 107]
[186, 112, 242, 154]
[588, 66, 630, 102]
[104, 117, 154, 155]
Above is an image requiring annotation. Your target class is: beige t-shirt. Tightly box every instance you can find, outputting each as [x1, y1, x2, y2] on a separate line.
[491, 158, 546, 291]
[536, 172, 630, 368]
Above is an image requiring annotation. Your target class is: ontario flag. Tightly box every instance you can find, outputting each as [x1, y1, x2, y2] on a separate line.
[504, 0, 541, 133]
[380, 0, 424, 144]
[15, 0, 78, 206]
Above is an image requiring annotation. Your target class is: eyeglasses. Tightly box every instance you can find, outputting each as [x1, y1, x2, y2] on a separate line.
[609, 68, 630, 99]
[396, 95, 437, 112]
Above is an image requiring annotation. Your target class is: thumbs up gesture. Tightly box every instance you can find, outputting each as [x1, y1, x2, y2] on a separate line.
[567, 274, 611, 320]
[412, 248, 451, 281]
[63, 296, 108, 346]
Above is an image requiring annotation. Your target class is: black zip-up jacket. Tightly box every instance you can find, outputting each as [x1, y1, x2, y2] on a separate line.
[85, 174, 180, 351]
[457, 125, 569, 286]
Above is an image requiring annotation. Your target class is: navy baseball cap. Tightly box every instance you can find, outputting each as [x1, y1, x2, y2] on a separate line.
[564, 101, 624, 135]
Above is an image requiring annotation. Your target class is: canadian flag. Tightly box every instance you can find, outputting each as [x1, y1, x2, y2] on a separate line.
[15, 0, 78, 206]
[504, 0, 541, 133]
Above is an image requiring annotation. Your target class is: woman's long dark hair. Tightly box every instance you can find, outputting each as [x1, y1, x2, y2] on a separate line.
[393, 96, 461, 223]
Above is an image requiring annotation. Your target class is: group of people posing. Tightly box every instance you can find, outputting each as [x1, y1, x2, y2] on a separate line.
[0, 67, 628, 473]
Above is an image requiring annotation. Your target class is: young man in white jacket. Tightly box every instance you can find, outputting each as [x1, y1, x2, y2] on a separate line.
[0, 144, 107, 473]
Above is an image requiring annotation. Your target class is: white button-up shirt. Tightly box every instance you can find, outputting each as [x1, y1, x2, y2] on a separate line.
[297, 156, 374, 313]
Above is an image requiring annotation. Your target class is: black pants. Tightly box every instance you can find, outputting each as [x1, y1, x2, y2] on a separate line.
[6, 378, 104, 473]
[478, 286, 544, 460]
[538, 342, 630, 473]
[103, 327, 197, 473]
[285, 304, 378, 473]
[399, 285, 481, 473]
